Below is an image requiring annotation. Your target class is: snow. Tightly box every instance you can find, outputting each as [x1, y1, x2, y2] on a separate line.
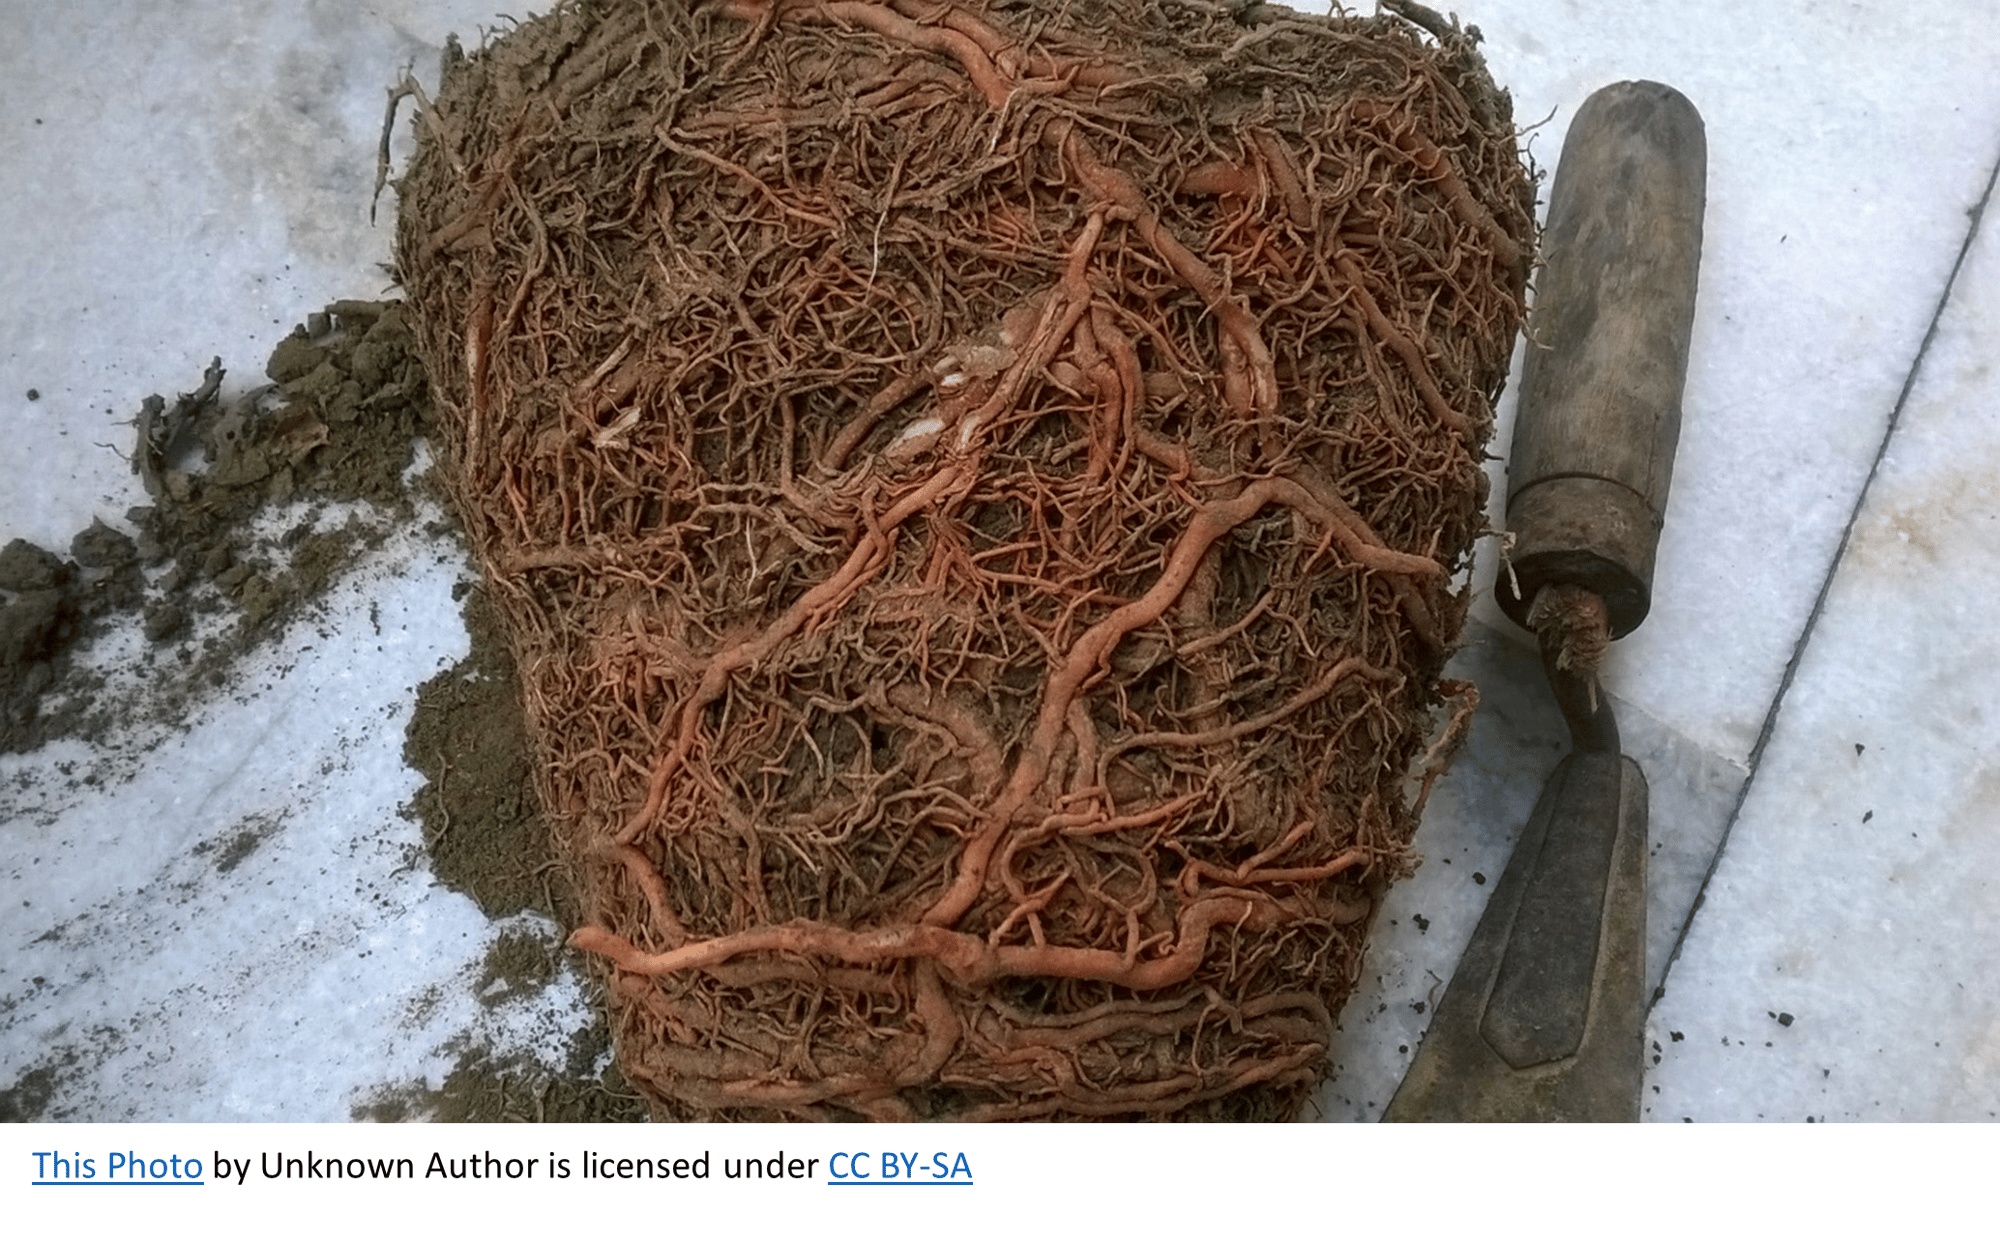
[4, 0, 1999, 1122]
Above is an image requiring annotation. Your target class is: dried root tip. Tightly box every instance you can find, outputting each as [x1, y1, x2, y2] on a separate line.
[1527, 582, 1609, 678]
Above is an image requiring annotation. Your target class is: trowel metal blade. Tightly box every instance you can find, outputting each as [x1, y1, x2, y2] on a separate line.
[1382, 752, 1648, 1122]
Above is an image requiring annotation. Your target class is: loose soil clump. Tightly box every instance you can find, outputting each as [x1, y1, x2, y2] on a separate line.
[405, 585, 561, 920]
[0, 301, 433, 754]
[397, 0, 1534, 1119]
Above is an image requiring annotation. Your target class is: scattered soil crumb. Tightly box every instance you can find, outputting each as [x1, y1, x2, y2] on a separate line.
[0, 1036, 107, 1124]
[478, 924, 559, 1005]
[351, 1027, 647, 1124]
[0, 1064, 61, 1124]
[192, 811, 289, 875]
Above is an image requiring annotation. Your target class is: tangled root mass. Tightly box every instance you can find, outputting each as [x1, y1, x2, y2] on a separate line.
[396, 0, 1533, 1120]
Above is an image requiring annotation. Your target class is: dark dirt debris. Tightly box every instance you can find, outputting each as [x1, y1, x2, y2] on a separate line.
[0, 300, 433, 755]
[350, 1026, 646, 1124]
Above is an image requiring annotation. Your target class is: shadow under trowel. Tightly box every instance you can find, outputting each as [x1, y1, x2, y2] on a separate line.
[1313, 616, 1747, 1122]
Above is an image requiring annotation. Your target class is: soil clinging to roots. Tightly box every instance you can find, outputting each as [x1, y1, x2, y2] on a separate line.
[395, 0, 1533, 1120]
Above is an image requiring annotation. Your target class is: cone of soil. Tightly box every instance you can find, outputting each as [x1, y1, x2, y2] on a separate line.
[396, 0, 1532, 1120]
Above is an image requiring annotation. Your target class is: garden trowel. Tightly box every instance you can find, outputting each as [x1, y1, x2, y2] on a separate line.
[1383, 80, 1706, 1122]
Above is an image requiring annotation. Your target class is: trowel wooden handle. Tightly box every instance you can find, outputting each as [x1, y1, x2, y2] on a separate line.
[1497, 81, 1705, 640]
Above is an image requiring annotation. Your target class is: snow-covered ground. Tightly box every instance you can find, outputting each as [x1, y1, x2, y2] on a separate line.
[3, 0, 1997, 1122]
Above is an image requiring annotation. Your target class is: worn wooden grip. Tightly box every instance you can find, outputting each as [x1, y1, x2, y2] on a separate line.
[1498, 80, 1705, 639]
